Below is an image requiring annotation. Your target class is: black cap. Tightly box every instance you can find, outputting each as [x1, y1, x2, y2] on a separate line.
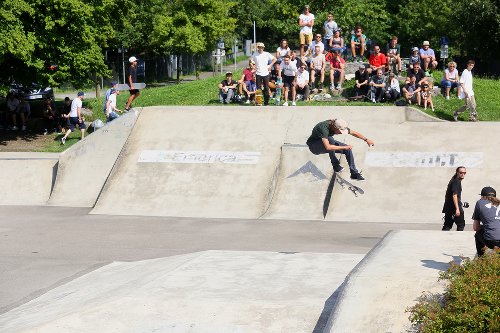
[480, 186, 496, 197]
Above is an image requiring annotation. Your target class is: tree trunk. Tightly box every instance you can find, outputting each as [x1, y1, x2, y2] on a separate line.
[176, 55, 180, 83]
[95, 73, 100, 98]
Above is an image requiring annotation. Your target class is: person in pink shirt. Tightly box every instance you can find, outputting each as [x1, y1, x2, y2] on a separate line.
[327, 50, 345, 90]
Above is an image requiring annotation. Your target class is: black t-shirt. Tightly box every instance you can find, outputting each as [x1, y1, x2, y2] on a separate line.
[129, 65, 137, 83]
[442, 177, 462, 213]
[355, 70, 369, 84]
[408, 69, 425, 83]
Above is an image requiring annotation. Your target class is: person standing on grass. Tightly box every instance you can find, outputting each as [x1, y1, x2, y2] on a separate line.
[61, 92, 86, 145]
[454, 60, 477, 122]
[125, 56, 140, 112]
[252, 42, 276, 106]
[472, 186, 500, 256]
[442, 166, 467, 231]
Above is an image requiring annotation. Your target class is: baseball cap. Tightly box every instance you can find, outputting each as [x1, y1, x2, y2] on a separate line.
[423, 41, 430, 46]
[480, 186, 496, 197]
[256, 42, 265, 48]
[77, 91, 85, 97]
[332, 118, 349, 134]
[111, 81, 118, 86]
[225, 71, 232, 76]
[412, 47, 419, 52]
[129, 56, 138, 62]
[359, 64, 365, 69]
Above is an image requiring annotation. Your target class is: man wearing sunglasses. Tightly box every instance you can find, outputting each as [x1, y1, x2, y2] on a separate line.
[442, 166, 467, 231]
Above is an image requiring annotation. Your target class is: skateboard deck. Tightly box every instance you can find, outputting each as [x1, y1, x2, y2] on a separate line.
[335, 173, 364, 197]
[275, 80, 282, 105]
[115, 82, 147, 91]
[255, 89, 263, 106]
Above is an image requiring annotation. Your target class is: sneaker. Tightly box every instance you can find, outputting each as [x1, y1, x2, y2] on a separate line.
[371, 97, 376, 103]
[336, 84, 342, 90]
[21, 125, 26, 131]
[291, 101, 297, 106]
[43, 129, 48, 135]
[283, 101, 288, 106]
[61, 137, 66, 145]
[12, 126, 18, 130]
[245, 99, 250, 104]
[350, 172, 365, 181]
[333, 165, 344, 173]
[453, 111, 458, 122]
[446, 95, 450, 100]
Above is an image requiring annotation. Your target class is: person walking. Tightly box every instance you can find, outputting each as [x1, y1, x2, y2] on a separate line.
[454, 60, 477, 121]
[472, 186, 500, 256]
[306, 118, 374, 181]
[442, 166, 467, 231]
[125, 56, 140, 112]
[61, 92, 86, 144]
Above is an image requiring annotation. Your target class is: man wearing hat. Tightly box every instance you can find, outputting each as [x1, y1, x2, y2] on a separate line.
[218, 72, 238, 104]
[125, 56, 140, 111]
[105, 88, 122, 122]
[306, 118, 374, 181]
[419, 41, 438, 74]
[472, 186, 500, 256]
[61, 92, 87, 145]
[252, 42, 276, 106]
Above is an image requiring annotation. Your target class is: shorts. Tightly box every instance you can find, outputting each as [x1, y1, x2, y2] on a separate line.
[129, 89, 139, 95]
[68, 117, 87, 131]
[283, 75, 295, 88]
[300, 32, 313, 45]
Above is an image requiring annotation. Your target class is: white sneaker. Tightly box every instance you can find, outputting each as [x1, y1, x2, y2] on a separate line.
[336, 84, 342, 90]
[283, 101, 288, 106]
[245, 99, 250, 104]
[446, 95, 450, 100]
[292, 102, 297, 106]
[12, 126, 18, 130]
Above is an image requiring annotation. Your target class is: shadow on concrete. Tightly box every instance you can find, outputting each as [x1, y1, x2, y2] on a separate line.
[311, 282, 344, 333]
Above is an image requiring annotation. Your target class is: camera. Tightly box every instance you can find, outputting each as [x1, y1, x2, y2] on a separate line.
[462, 202, 469, 208]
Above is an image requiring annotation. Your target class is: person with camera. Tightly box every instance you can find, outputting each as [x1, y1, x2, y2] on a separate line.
[442, 166, 467, 231]
[472, 186, 500, 256]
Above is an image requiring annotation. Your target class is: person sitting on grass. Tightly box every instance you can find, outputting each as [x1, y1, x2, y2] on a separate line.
[237, 59, 255, 99]
[440, 61, 460, 100]
[369, 69, 386, 103]
[218, 72, 238, 104]
[419, 41, 438, 75]
[472, 186, 500, 256]
[354, 65, 369, 97]
[42, 97, 59, 135]
[310, 45, 326, 92]
[408, 47, 420, 70]
[386, 36, 402, 74]
[403, 75, 421, 105]
[295, 62, 310, 102]
[327, 50, 345, 91]
[243, 74, 257, 104]
[385, 72, 401, 101]
[368, 44, 387, 74]
[420, 83, 435, 111]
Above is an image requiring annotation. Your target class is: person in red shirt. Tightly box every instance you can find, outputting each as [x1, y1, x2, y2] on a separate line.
[326, 50, 345, 90]
[368, 45, 387, 74]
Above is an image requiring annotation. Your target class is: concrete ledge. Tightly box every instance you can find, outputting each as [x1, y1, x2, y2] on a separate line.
[0, 153, 59, 205]
[324, 230, 476, 333]
[48, 110, 140, 207]
[405, 106, 446, 122]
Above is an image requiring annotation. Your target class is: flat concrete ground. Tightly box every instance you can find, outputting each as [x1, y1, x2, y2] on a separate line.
[0, 205, 450, 315]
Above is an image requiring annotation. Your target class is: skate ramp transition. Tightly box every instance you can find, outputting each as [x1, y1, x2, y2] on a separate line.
[92, 106, 499, 223]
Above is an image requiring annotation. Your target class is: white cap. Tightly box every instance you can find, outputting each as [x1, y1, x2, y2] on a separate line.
[332, 118, 349, 134]
[129, 56, 138, 63]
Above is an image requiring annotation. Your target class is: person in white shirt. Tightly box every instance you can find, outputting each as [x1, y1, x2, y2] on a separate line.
[454, 60, 477, 122]
[441, 61, 460, 100]
[276, 39, 291, 64]
[106, 89, 122, 122]
[252, 42, 276, 106]
[296, 62, 310, 101]
[298, 5, 315, 57]
[61, 92, 87, 144]
[385, 72, 401, 101]
[280, 54, 298, 106]
[310, 45, 326, 92]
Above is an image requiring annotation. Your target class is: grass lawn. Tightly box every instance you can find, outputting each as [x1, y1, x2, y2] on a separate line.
[24, 68, 499, 152]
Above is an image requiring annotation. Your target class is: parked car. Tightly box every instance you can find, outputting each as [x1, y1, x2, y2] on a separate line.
[9, 82, 54, 101]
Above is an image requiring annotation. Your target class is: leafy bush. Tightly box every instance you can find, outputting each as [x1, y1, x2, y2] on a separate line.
[408, 251, 500, 333]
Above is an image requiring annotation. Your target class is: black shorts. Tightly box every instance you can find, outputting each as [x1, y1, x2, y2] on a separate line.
[283, 75, 295, 88]
[129, 89, 139, 95]
[68, 117, 87, 131]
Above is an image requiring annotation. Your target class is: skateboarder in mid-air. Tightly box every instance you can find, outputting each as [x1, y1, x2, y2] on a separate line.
[306, 118, 374, 181]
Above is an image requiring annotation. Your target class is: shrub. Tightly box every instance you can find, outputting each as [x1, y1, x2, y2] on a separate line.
[408, 251, 500, 333]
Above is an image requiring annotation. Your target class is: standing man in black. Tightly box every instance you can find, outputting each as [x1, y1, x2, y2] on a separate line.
[442, 166, 467, 231]
[125, 56, 140, 112]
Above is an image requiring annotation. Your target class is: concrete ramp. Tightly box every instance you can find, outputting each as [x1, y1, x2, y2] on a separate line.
[0, 153, 58, 205]
[324, 230, 476, 333]
[91, 106, 293, 218]
[262, 144, 334, 220]
[48, 111, 139, 207]
[0, 251, 363, 333]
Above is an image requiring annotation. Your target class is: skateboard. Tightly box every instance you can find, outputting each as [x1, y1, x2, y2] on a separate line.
[255, 89, 263, 106]
[275, 79, 282, 106]
[335, 173, 364, 197]
[115, 82, 147, 91]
